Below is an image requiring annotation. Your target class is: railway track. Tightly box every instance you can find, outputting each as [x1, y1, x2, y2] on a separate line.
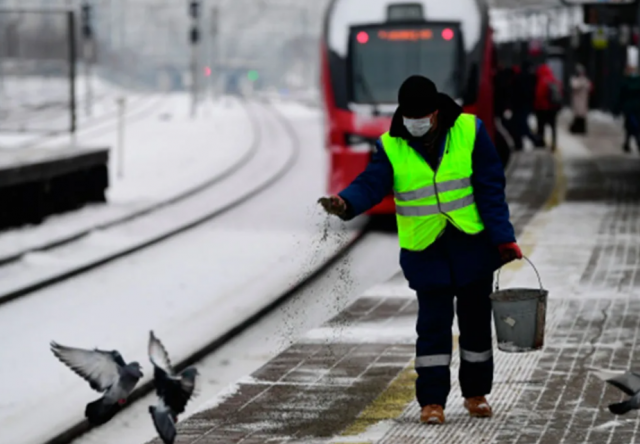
[0, 93, 259, 269]
[0, 99, 278, 306]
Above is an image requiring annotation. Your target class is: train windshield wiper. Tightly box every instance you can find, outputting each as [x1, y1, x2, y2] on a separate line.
[354, 56, 380, 116]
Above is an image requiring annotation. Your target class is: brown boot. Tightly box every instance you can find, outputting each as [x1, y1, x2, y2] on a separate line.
[420, 404, 445, 424]
[464, 396, 493, 418]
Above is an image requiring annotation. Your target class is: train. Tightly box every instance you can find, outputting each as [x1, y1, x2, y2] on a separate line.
[321, 0, 496, 215]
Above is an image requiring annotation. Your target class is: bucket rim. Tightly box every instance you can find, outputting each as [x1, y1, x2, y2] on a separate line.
[490, 289, 548, 302]
[491, 287, 549, 292]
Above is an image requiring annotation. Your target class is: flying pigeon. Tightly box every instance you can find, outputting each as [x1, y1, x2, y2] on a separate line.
[592, 368, 640, 415]
[50, 341, 143, 425]
[148, 331, 199, 444]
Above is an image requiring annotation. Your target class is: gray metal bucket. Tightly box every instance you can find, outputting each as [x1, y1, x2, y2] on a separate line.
[490, 257, 548, 353]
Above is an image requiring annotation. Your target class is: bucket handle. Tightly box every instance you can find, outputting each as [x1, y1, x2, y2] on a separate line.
[494, 255, 544, 292]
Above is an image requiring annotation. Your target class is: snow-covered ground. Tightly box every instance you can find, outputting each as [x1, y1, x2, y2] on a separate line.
[0, 101, 286, 301]
[72, 233, 400, 444]
[0, 101, 367, 444]
[0, 83, 254, 262]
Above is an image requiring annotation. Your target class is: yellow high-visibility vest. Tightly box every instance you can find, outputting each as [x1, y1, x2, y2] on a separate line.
[381, 113, 485, 251]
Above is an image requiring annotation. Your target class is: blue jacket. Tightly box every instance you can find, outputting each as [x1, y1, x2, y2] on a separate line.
[338, 114, 516, 291]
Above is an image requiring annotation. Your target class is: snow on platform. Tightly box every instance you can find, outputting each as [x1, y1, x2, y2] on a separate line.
[149, 123, 640, 443]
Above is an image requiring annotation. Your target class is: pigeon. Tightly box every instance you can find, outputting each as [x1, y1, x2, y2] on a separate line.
[592, 368, 640, 415]
[50, 341, 143, 425]
[148, 331, 199, 444]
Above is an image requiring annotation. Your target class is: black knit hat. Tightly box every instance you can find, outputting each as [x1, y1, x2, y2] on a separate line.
[398, 75, 440, 118]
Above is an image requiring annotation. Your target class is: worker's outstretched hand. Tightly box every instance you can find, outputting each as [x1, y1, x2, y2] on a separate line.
[498, 242, 523, 264]
[318, 195, 347, 217]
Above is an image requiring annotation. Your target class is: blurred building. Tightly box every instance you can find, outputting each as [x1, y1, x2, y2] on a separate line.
[0, 0, 330, 95]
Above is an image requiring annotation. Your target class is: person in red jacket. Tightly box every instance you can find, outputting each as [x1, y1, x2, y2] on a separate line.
[534, 64, 563, 151]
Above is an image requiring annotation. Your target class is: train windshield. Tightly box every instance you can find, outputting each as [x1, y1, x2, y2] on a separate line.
[349, 23, 463, 105]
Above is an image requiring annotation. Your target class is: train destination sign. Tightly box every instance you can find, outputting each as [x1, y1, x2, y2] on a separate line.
[378, 29, 433, 41]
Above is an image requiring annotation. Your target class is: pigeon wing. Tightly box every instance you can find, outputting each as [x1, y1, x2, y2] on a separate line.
[153, 364, 171, 397]
[592, 369, 640, 396]
[148, 331, 173, 374]
[149, 402, 177, 444]
[51, 342, 121, 392]
[157, 373, 196, 416]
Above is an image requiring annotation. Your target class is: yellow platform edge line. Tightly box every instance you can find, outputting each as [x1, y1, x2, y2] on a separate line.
[543, 149, 567, 211]
[334, 337, 459, 442]
[339, 365, 415, 437]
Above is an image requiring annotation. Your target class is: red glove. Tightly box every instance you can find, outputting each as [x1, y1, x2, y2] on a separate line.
[498, 242, 523, 264]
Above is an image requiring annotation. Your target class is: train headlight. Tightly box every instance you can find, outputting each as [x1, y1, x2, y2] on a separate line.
[356, 31, 369, 44]
[442, 28, 454, 41]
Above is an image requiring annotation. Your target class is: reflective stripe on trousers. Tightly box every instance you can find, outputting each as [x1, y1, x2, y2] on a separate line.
[396, 194, 475, 217]
[415, 354, 451, 368]
[460, 348, 492, 363]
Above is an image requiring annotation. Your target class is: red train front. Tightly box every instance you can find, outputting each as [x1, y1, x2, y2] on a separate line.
[321, 0, 495, 215]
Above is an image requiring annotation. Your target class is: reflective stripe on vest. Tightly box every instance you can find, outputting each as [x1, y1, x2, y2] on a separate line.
[396, 194, 475, 216]
[394, 177, 472, 202]
[381, 113, 485, 251]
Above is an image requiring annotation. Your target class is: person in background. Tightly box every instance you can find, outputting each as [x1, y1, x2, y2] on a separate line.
[318, 75, 521, 425]
[534, 63, 563, 151]
[493, 63, 518, 149]
[616, 65, 640, 153]
[512, 60, 543, 149]
[491, 63, 513, 167]
[569, 64, 592, 135]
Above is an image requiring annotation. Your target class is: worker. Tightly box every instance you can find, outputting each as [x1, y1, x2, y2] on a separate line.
[318, 75, 522, 425]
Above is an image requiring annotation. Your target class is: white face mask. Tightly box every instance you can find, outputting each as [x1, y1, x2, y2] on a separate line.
[403, 116, 433, 137]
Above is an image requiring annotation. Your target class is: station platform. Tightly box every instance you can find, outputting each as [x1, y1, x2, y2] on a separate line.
[0, 145, 109, 230]
[147, 121, 640, 444]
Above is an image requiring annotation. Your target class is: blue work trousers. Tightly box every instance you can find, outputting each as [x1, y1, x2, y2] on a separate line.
[415, 274, 494, 408]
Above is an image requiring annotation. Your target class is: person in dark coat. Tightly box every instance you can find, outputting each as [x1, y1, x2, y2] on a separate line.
[616, 65, 640, 152]
[512, 60, 543, 149]
[493, 64, 518, 149]
[493, 63, 514, 118]
[318, 75, 521, 425]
